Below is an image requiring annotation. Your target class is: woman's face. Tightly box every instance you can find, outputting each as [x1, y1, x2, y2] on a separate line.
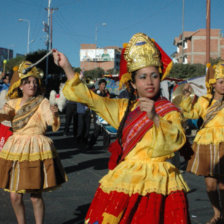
[213, 78, 224, 97]
[20, 76, 38, 98]
[131, 66, 160, 98]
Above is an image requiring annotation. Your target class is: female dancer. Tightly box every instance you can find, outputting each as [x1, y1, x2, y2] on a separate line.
[53, 32, 190, 223]
[0, 61, 67, 224]
[181, 61, 224, 224]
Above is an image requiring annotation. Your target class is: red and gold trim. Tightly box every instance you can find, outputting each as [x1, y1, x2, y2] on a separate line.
[121, 97, 178, 161]
[85, 187, 190, 224]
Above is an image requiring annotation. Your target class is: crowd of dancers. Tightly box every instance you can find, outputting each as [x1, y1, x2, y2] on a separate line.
[0, 32, 224, 224]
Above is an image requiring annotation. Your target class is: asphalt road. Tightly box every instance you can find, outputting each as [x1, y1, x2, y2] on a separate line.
[0, 115, 214, 224]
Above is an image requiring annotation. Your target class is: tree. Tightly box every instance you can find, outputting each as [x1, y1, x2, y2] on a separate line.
[83, 67, 105, 79]
[168, 63, 206, 79]
[25, 50, 63, 77]
[73, 67, 81, 73]
[107, 68, 119, 75]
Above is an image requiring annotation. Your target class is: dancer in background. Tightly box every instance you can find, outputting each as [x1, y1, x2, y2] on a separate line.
[53, 32, 190, 224]
[0, 61, 67, 224]
[181, 61, 224, 224]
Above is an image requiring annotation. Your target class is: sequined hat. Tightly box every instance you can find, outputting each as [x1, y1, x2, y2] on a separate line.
[206, 61, 224, 93]
[119, 33, 172, 89]
[7, 61, 43, 99]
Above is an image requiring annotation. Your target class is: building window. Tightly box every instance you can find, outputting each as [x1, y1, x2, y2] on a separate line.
[177, 47, 179, 53]
[183, 56, 188, 64]
[183, 40, 188, 49]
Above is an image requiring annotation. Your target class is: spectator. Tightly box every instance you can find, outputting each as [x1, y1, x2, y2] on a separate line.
[0, 73, 10, 92]
[76, 102, 91, 146]
[88, 79, 111, 148]
[64, 100, 77, 137]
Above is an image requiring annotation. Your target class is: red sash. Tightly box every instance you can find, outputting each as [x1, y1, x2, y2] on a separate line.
[0, 123, 12, 151]
[120, 97, 179, 160]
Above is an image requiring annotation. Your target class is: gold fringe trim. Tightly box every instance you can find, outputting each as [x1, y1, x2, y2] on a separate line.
[0, 151, 56, 161]
[119, 72, 132, 90]
[162, 61, 173, 80]
[4, 185, 60, 194]
[102, 211, 123, 223]
[7, 80, 21, 99]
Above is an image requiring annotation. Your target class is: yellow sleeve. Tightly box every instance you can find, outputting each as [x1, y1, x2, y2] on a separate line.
[0, 101, 15, 122]
[179, 95, 207, 120]
[40, 99, 60, 132]
[63, 75, 128, 129]
[151, 111, 186, 158]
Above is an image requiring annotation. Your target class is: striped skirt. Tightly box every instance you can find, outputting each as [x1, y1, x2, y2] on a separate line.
[0, 133, 67, 193]
[187, 142, 224, 177]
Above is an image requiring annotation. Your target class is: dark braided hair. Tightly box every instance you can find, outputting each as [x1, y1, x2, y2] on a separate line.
[117, 72, 137, 146]
[208, 88, 215, 107]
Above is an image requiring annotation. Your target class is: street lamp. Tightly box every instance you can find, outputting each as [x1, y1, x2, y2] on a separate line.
[18, 18, 30, 54]
[95, 22, 107, 48]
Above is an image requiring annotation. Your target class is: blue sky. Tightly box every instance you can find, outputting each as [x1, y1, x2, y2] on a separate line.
[1, 0, 224, 67]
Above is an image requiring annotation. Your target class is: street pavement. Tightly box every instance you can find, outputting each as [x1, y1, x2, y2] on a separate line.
[0, 115, 214, 224]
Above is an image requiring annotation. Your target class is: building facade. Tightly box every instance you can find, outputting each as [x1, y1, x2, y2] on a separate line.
[80, 44, 121, 73]
[173, 29, 224, 65]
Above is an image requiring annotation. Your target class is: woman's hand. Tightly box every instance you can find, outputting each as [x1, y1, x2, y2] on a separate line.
[183, 83, 193, 97]
[138, 97, 159, 125]
[52, 49, 74, 80]
[50, 104, 59, 117]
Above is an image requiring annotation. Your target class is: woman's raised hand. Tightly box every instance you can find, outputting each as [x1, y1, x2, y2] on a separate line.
[50, 104, 59, 117]
[138, 97, 159, 125]
[183, 83, 193, 97]
[52, 49, 74, 80]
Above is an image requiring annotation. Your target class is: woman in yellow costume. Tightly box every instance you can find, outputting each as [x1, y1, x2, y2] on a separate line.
[181, 62, 224, 224]
[53, 32, 190, 224]
[0, 61, 67, 224]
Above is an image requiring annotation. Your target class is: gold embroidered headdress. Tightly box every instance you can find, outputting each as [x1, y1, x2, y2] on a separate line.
[206, 61, 224, 94]
[119, 33, 172, 89]
[7, 61, 44, 99]
[125, 33, 161, 73]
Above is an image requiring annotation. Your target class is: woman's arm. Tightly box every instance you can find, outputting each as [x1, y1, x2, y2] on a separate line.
[52, 49, 75, 80]
[40, 99, 60, 132]
[53, 49, 128, 129]
[179, 83, 204, 119]
[151, 111, 186, 158]
[180, 95, 204, 120]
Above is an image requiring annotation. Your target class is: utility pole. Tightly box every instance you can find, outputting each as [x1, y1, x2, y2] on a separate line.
[206, 0, 211, 64]
[50, 7, 58, 50]
[44, 0, 58, 81]
[181, 0, 185, 63]
[45, 0, 51, 52]
[44, 0, 51, 80]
